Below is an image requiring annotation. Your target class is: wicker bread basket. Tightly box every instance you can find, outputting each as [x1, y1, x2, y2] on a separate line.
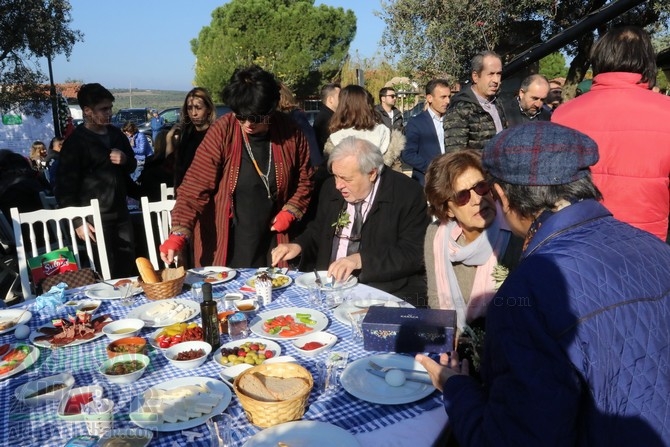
[233, 362, 313, 427]
[138, 269, 186, 300]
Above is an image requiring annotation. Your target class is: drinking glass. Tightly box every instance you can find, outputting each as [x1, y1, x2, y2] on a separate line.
[227, 312, 248, 341]
[307, 284, 323, 308]
[208, 413, 232, 447]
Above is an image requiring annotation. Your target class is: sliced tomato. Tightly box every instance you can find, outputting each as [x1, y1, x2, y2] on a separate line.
[0, 344, 9, 357]
[0, 361, 19, 375]
[2, 346, 29, 362]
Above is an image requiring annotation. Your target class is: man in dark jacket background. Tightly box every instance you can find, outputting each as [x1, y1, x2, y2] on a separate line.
[443, 50, 506, 152]
[502, 74, 551, 127]
[312, 83, 340, 155]
[56, 83, 137, 278]
[417, 122, 670, 447]
[374, 87, 403, 132]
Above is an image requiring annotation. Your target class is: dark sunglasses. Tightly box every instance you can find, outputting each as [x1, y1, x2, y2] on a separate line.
[451, 181, 491, 206]
[234, 113, 271, 124]
[385, 94, 396, 98]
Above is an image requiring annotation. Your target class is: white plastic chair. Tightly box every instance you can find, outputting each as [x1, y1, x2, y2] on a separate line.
[160, 183, 175, 201]
[140, 196, 175, 270]
[10, 199, 111, 299]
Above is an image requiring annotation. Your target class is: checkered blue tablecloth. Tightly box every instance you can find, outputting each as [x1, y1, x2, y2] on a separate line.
[0, 269, 441, 446]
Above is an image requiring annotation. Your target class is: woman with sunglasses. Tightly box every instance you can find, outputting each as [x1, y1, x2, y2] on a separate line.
[424, 150, 522, 330]
[159, 65, 313, 269]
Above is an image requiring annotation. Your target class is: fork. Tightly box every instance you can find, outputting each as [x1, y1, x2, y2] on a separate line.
[368, 360, 429, 375]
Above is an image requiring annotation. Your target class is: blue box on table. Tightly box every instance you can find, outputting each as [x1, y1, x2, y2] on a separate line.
[362, 306, 457, 353]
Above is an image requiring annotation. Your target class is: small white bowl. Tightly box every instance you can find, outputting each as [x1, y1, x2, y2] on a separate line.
[76, 299, 101, 314]
[164, 340, 211, 370]
[15, 372, 75, 406]
[102, 319, 145, 341]
[234, 298, 259, 313]
[292, 331, 337, 357]
[99, 353, 150, 384]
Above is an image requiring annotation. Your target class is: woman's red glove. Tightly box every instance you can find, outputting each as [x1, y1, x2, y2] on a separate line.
[271, 210, 296, 233]
[160, 233, 187, 255]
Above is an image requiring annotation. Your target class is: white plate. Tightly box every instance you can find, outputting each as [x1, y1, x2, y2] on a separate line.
[212, 337, 282, 367]
[245, 274, 293, 290]
[333, 296, 407, 326]
[14, 372, 75, 405]
[129, 376, 232, 432]
[29, 316, 112, 348]
[0, 309, 32, 334]
[185, 266, 237, 286]
[243, 420, 361, 447]
[126, 299, 200, 328]
[85, 281, 142, 300]
[295, 271, 358, 291]
[0, 343, 40, 380]
[249, 307, 328, 340]
[340, 353, 435, 405]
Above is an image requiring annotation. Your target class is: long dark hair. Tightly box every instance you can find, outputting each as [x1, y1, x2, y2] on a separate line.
[329, 85, 377, 133]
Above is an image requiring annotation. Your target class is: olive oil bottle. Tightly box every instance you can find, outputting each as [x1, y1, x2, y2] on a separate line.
[200, 282, 220, 351]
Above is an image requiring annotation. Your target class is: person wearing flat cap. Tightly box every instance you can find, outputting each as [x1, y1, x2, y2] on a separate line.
[416, 121, 670, 447]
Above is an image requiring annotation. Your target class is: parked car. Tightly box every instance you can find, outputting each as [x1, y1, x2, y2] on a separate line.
[111, 108, 151, 128]
[402, 101, 425, 123]
[139, 105, 232, 144]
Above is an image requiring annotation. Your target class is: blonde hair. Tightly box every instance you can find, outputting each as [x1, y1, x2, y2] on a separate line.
[29, 141, 47, 161]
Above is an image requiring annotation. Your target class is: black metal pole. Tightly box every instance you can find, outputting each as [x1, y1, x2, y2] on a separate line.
[47, 54, 61, 138]
[502, 0, 647, 79]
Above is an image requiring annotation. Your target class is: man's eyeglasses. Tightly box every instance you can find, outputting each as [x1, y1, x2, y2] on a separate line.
[234, 113, 272, 124]
[450, 181, 491, 206]
[385, 94, 397, 99]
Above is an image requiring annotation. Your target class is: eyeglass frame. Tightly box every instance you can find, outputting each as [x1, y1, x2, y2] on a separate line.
[383, 94, 397, 99]
[449, 180, 491, 207]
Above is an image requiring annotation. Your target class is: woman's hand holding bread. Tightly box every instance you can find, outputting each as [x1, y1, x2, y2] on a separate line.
[160, 233, 187, 265]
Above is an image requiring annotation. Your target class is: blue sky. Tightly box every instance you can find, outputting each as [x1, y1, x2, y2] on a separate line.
[47, 0, 387, 91]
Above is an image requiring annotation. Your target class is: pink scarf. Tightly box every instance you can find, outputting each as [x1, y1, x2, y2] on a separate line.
[433, 202, 510, 329]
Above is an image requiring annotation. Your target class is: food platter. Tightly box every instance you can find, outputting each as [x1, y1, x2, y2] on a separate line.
[249, 307, 328, 340]
[85, 281, 142, 300]
[0, 343, 40, 381]
[29, 316, 112, 349]
[14, 372, 75, 405]
[212, 337, 282, 367]
[295, 271, 358, 291]
[340, 353, 435, 405]
[245, 274, 292, 290]
[185, 266, 237, 286]
[0, 309, 32, 335]
[243, 420, 361, 447]
[129, 376, 232, 432]
[126, 299, 200, 328]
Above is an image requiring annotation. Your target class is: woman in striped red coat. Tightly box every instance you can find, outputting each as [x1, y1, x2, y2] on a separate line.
[160, 66, 314, 268]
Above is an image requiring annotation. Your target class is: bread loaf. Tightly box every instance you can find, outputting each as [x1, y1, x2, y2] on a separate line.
[136, 257, 161, 284]
[238, 371, 310, 402]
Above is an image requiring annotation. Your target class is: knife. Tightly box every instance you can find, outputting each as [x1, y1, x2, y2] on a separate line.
[366, 368, 433, 385]
[313, 269, 324, 287]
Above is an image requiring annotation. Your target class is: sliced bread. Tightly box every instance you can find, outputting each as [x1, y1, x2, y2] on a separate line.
[255, 373, 310, 401]
[237, 372, 277, 402]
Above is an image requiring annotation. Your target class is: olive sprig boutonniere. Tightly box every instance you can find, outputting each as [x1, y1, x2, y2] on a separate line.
[332, 210, 351, 234]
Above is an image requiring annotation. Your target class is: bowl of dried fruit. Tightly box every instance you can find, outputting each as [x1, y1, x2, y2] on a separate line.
[164, 340, 211, 370]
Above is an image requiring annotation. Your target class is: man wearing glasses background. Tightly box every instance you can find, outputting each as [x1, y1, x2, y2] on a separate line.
[374, 87, 404, 132]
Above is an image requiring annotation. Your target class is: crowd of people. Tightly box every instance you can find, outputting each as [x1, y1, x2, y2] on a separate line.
[1, 24, 668, 446]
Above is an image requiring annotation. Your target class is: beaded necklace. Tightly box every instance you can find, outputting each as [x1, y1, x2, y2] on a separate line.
[241, 131, 273, 199]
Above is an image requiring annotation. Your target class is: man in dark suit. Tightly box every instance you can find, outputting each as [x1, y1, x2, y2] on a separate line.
[272, 136, 429, 304]
[401, 79, 451, 185]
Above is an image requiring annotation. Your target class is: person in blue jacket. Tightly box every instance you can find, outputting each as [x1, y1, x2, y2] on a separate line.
[417, 122, 670, 447]
[149, 109, 164, 142]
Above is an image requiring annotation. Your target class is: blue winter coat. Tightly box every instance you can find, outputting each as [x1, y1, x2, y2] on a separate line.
[443, 199, 670, 447]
